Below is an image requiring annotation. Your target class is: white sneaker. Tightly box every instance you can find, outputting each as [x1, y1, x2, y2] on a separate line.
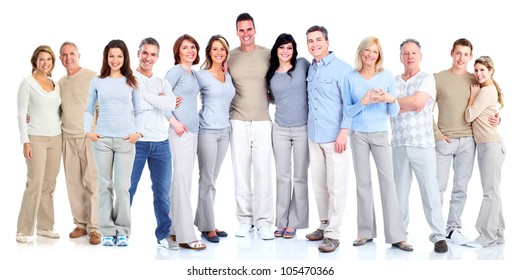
[37, 229, 60, 239]
[102, 236, 116, 246]
[158, 236, 179, 250]
[16, 233, 28, 243]
[446, 227, 470, 245]
[235, 223, 253, 237]
[466, 240, 483, 248]
[116, 235, 129, 246]
[258, 227, 274, 240]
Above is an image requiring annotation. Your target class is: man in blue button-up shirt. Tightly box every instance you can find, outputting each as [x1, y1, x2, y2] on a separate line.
[304, 25, 353, 253]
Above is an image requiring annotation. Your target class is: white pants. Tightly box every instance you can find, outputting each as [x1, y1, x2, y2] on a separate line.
[230, 120, 274, 228]
[308, 140, 348, 240]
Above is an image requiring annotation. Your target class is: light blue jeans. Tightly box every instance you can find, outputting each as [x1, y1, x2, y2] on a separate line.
[93, 137, 135, 237]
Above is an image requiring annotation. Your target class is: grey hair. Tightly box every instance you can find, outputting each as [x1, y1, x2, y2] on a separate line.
[399, 38, 421, 54]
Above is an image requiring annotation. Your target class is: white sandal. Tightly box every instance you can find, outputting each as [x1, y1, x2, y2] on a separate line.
[180, 240, 207, 250]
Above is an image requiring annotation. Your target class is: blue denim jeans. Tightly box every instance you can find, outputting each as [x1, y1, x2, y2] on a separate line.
[130, 140, 172, 241]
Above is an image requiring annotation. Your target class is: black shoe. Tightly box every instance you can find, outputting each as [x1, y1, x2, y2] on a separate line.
[215, 229, 228, 237]
[434, 240, 448, 253]
[202, 231, 220, 243]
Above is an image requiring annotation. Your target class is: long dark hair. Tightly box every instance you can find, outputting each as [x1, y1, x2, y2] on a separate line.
[99, 39, 137, 88]
[265, 33, 298, 101]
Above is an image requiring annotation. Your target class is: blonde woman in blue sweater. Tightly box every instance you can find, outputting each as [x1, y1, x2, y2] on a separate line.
[345, 36, 412, 251]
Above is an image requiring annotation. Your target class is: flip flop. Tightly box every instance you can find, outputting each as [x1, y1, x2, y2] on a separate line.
[283, 229, 296, 238]
[274, 228, 285, 237]
[180, 240, 207, 250]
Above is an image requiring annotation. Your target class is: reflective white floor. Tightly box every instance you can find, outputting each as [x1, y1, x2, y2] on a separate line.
[4, 147, 516, 280]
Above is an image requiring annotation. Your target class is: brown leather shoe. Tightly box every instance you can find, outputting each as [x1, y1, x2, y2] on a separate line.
[89, 232, 102, 245]
[306, 229, 324, 241]
[318, 238, 340, 252]
[434, 240, 448, 253]
[69, 227, 87, 238]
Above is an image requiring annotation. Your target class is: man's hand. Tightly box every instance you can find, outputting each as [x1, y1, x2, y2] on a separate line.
[335, 129, 348, 153]
[489, 112, 500, 128]
[175, 96, 182, 109]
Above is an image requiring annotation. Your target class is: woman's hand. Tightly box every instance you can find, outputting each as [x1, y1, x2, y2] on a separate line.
[23, 143, 32, 160]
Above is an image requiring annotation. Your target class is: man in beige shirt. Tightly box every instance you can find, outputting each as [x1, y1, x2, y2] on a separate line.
[227, 12, 274, 240]
[433, 38, 499, 246]
[58, 41, 101, 245]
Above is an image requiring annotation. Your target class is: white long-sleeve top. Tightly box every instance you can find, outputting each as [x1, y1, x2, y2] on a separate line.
[17, 75, 61, 144]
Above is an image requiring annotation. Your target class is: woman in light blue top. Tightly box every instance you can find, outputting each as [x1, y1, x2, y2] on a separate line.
[266, 33, 310, 239]
[16, 45, 62, 243]
[194, 35, 235, 243]
[345, 36, 412, 251]
[164, 34, 206, 250]
[84, 39, 143, 247]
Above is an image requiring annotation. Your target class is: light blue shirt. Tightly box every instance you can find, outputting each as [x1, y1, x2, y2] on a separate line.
[195, 69, 235, 133]
[164, 64, 200, 133]
[307, 52, 353, 143]
[84, 76, 143, 137]
[345, 69, 399, 132]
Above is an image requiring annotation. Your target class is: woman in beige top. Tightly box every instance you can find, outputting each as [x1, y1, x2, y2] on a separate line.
[464, 56, 505, 248]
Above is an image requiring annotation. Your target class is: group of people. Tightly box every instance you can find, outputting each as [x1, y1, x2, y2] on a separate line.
[15, 12, 505, 254]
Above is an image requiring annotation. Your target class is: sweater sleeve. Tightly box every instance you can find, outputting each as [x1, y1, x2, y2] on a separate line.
[465, 86, 494, 122]
[84, 79, 97, 134]
[140, 79, 177, 111]
[17, 79, 30, 144]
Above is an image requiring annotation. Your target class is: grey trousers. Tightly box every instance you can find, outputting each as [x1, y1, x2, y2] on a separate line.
[475, 141, 506, 247]
[435, 136, 475, 230]
[393, 146, 445, 243]
[194, 130, 230, 232]
[272, 122, 309, 229]
[350, 131, 407, 244]
[93, 137, 135, 237]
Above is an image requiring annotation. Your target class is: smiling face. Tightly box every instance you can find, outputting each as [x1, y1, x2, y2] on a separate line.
[60, 44, 80, 74]
[361, 43, 379, 69]
[210, 40, 227, 65]
[36, 51, 53, 75]
[473, 62, 493, 85]
[137, 43, 158, 73]
[451, 44, 473, 72]
[236, 20, 256, 49]
[179, 39, 198, 65]
[307, 30, 328, 61]
[107, 47, 124, 73]
[277, 42, 294, 64]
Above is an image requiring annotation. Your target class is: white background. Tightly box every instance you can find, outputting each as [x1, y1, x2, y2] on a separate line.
[1, 0, 516, 279]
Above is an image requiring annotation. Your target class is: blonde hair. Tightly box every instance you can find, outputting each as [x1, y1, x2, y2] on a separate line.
[475, 56, 504, 109]
[354, 36, 384, 73]
[31, 45, 55, 77]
